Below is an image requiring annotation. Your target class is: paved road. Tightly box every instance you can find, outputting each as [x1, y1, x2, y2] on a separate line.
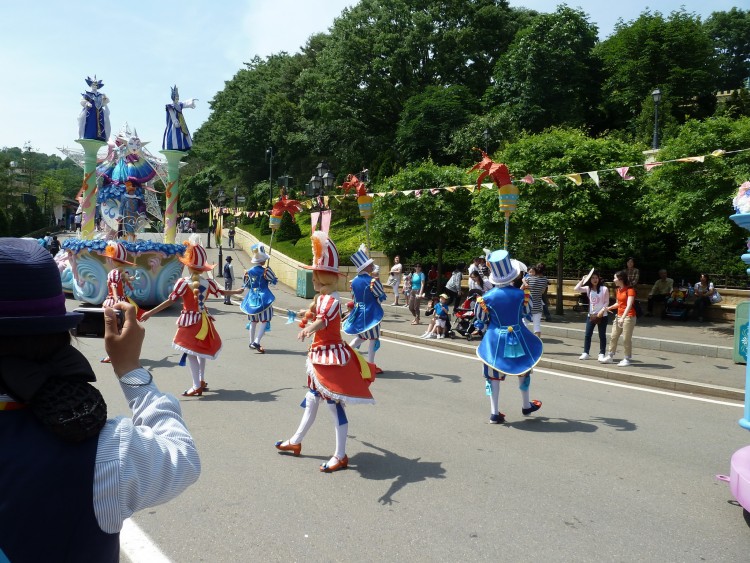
[70, 297, 750, 562]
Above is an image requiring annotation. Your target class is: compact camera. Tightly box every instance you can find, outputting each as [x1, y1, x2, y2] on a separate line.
[73, 307, 124, 337]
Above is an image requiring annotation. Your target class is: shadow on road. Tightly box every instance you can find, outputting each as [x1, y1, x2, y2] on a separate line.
[589, 416, 638, 431]
[506, 416, 598, 433]
[376, 369, 461, 384]
[197, 387, 291, 402]
[349, 439, 446, 505]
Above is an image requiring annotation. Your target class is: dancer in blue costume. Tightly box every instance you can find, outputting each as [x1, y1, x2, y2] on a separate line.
[343, 244, 386, 371]
[162, 85, 196, 151]
[240, 244, 277, 353]
[78, 75, 110, 141]
[474, 249, 543, 424]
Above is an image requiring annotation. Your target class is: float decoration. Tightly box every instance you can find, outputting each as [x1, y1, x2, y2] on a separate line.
[469, 150, 516, 250]
[340, 173, 374, 253]
[722, 180, 750, 517]
[266, 195, 303, 267]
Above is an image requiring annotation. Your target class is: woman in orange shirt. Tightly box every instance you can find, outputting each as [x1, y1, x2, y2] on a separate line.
[600, 270, 637, 367]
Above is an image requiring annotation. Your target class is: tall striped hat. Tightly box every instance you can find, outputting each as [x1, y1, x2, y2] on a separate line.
[303, 231, 341, 274]
[349, 243, 373, 272]
[486, 249, 520, 286]
[179, 234, 215, 272]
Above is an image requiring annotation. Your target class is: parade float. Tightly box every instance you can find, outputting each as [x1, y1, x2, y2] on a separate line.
[57, 79, 195, 307]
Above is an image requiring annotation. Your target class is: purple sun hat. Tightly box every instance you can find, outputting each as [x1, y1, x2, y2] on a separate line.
[0, 238, 83, 335]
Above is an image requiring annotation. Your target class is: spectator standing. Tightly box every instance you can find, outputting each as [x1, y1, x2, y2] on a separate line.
[222, 256, 234, 304]
[646, 269, 674, 316]
[387, 255, 403, 306]
[48, 235, 61, 256]
[625, 257, 640, 287]
[574, 269, 610, 361]
[444, 264, 464, 312]
[601, 270, 637, 366]
[408, 264, 426, 325]
[228, 224, 236, 248]
[523, 263, 549, 337]
[693, 273, 716, 322]
[467, 257, 481, 276]
[468, 270, 492, 294]
[0, 239, 200, 561]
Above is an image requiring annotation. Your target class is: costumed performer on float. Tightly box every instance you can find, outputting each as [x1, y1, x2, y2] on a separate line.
[141, 235, 242, 397]
[162, 85, 196, 151]
[101, 241, 137, 364]
[343, 244, 386, 372]
[78, 75, 110, 142]
[275, 231, 376, 473]
[239, 244, 277, 354]
[473, 249, 543, 424]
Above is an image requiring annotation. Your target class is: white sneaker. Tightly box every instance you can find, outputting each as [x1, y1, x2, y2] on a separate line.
[427, 333, 437, 339]
[419, 332, 429, 338]
[618, 358, 631, 367]
[437, 334, 445, 339]
[600, 354, 613, 364]
[579, 353, 590, 360]
[597, 353, 605, 362]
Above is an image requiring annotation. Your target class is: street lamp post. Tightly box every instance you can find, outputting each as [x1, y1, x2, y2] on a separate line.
[234, 186, 238, 211]
[308, 162, 335, 231]
[217, 189, 225, 270]
[207, 185, 213, 248]
[652, 88, 662, 150]
[266, 147, 274, 206]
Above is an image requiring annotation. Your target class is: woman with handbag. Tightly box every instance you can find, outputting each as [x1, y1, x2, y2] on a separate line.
[600, 271, 637, 367]
[693, 273, 717, 322]
[574, 269, 610, 361]
[388, 255, 403, 306]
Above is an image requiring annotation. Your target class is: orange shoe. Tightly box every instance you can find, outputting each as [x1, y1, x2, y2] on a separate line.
[275, 440, 301, 456]
[201, 380, 209, 391]
[320, 455, 348, 473]
[182, 387, 203, 397]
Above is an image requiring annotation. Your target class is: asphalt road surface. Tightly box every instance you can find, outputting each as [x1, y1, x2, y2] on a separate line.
[74, 298, 750, 562]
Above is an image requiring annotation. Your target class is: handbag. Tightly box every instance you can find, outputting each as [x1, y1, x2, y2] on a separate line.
[711, 291, 722, 304]
[589, 314, 601, 325]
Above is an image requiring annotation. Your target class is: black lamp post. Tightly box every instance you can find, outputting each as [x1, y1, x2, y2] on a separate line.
[308, 162, 335, 230]
[266, 147, 274, 206]
[207, 185, 213, 248]
[652, 88, 662, 150]
[217, 189, 225, 270]
[233, 186, 238, 211]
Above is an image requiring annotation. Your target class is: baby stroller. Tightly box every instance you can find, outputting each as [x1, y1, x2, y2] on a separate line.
[663, 287, 690, 320]
[451, 291, 484, 341]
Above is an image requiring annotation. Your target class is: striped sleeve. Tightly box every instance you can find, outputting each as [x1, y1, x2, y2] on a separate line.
[264, 268, 278, 285]
[169, 277, 188, 301]
[93, 368, 201, 533]
[316, 294, 340, 325]
[206, 278, 221, 297]
[370, 278, 387, 300]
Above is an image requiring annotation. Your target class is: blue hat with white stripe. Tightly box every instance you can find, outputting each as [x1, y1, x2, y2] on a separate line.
[487, 249, 520, 286]
[349, 244, 374, 272]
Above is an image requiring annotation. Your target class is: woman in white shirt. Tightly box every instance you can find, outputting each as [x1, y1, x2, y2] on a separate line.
[693, 273, 716, 322]
[468, 270, 492, 294]
[574, 270, 610, 361]
[388, 255, 403, 306]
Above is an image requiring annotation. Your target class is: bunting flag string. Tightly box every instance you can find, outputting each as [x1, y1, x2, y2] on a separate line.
[198, 146, 748, 218]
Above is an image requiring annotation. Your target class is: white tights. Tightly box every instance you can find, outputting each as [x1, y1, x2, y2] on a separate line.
[289, 391, 348, 464]
[349, 337, 378, 363]
[186, 355, 206, 390]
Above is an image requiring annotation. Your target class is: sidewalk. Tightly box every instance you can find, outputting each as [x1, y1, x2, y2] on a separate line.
[223, 246, 744, 401]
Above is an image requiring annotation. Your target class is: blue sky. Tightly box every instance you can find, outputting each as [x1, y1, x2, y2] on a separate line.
[0, 0, 741, 156]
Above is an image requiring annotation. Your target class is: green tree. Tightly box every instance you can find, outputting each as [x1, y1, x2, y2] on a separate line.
[597, 9, 720, 134]
[641, 116, 750, 277]
[470, 128, 643, 313]
[705, 8, 750, 91]
[489, 6, 601, 133]
[371, 161, 473, 278]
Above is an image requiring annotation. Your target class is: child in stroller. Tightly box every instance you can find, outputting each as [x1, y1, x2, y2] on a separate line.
[452, 290, 484, 341]
[662, 286, 691, 320]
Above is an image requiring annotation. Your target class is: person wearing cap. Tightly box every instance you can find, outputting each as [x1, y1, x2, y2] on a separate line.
[420, 293, 451, 339]
[141, 234, 241, 396]
[343, 244, 386, 369]
[101, 241, 137, 364]
[473, 249, 543, 424]
[239, 244, 277, 353]
[0, 238, 200, 562]
[275, 231, 376, 473]
[222, 255, 235, 305]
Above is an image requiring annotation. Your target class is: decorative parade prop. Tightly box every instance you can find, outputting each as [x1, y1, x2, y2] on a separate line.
[266, 195, 303, 267]
[341, 173, 374, 254]
[719, 181, 750, 516]
[469, 151, 516, 250]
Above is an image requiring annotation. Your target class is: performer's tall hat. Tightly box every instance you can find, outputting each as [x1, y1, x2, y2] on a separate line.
[486, 249, 520, 286]
[304, 231, 341, 274]
[349, 244, 373, 272]
[179, 234, 214, 272]
[251, 243, 270, 264]
[104, 241, 134, 265]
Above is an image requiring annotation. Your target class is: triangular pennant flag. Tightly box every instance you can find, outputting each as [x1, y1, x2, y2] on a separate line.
[587, 171, 600, 186]
[415, 190, 422, 198]
[445, 186, 457, 192]
[481, 182, 494, 190]
[403, 190, 414, 196]
[540, 177, 557, 187]
[644, 162, 663, 172]
[677, 156, 705, 163]
[303, 200, 312, 209]
[467, 186, 476, 193]
[711, 149, 726, 157]
[323, 196, 329, 207]
[565, 174, 582, 186]
[521, 175, 535, 184]
[430, 188, 440, 195]
[376, 192, 387, 197]
[616, 167, 634, 180]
